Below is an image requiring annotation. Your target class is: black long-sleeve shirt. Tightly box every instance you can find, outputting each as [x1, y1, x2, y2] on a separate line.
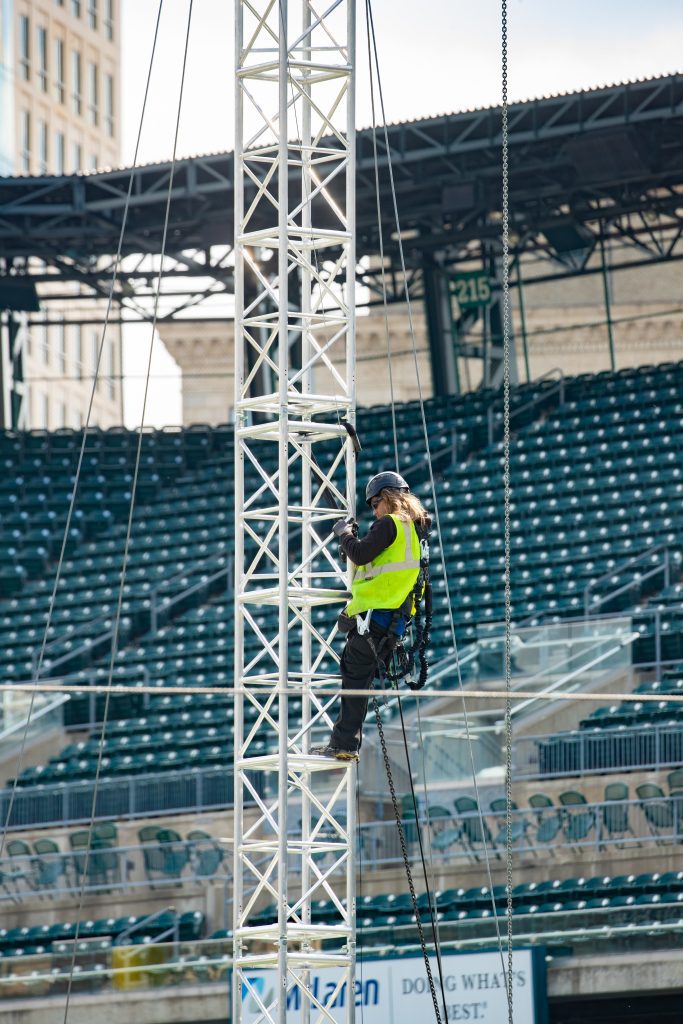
[340, 515, 396, 566]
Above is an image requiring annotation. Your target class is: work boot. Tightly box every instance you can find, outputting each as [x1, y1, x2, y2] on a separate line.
[310, 744, 359, 763]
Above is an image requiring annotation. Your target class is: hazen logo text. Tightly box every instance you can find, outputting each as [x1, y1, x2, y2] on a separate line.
[286, 978, 379, 1010]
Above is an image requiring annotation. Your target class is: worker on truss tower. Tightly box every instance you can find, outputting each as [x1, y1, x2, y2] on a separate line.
[313, 472, 431, 762]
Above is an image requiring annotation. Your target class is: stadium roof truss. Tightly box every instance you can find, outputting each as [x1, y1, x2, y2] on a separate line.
[0, 72, 682, 386]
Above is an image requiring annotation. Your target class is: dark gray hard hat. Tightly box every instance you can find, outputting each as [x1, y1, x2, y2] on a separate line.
[365, 471, 410, 506]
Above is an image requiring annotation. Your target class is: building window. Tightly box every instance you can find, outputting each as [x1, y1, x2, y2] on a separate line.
[37, 26, 48, 92]
[20, 111, 31, 173]
[71, 0, 81, 17]
[89, 152, 98, 170]
[88, 0, 98, 29]
[104, 0, 113, 40]
[72, 141, 82, 171]
[71, 50, 82, 115]
[104, 73, 114, 137]
[55, 401, 66, 429]
[55, 130, 65, 174]
[107, 339, 116, 399]
[54, 38, 65, 103]
[36, 392, 49, 429]
[73, 325, 83, 379]
[40, 324, 50, 364]
[88, 62, 98, 125]
[56, 320, 67, 373]
[91, 330, 100, 384]
[19, 15, 30, 80]
[38, 120, 48, 173]
[73, 409, 83, 429]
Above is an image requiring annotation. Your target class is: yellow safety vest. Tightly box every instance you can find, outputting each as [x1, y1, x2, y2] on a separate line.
[346, 514, 421, 617]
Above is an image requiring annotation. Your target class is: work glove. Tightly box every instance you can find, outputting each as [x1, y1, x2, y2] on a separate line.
[337, 612, 356, 635]
[332, 515, 357, 538]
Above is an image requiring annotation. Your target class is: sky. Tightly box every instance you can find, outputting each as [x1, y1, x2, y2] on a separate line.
[118, 0, 683, 427]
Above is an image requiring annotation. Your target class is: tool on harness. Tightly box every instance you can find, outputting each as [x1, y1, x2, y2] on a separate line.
[350, 525, 431, 689]
[386, 528, 432, 690]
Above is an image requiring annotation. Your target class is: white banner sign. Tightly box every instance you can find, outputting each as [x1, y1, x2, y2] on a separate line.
[240, 949, 543, 1024]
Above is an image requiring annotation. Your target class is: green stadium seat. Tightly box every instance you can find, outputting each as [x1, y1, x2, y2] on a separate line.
[558, 791, 595, 844]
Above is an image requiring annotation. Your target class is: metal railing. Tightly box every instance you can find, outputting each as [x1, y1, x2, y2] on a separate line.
[149, 553, 233, 634]
[487, 366, 565, 446]
[352, 794, 683, 867]
[0, 692, 68, 755]
[515, 722, 683, 781]
[26, 553, 234, 680]
[0, 765, 256, 831]
[495, 602, 683, 682]
[118, 907, 180, 958]
[584, 543, 676, 617]
[31, 609, 129, 678]
[1, 906, 682, 1001]
[0, 838, 230, 903]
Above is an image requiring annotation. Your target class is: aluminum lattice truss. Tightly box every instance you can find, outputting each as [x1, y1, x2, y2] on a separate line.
[233, 2, 356, 1024]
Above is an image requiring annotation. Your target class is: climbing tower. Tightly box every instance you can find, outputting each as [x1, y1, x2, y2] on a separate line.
[232, 2, 357, 1022]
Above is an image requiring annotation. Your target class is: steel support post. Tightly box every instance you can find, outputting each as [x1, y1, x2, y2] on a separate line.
[600, 234, 616, 371]
[233, 3, 356, 1023]
[423, 261, 458, 396]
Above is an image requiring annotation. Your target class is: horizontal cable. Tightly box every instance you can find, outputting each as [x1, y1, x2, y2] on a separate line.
[2, 682, 679, 702]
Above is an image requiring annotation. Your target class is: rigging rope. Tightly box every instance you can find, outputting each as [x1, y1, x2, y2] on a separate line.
[363, 5, 449, 1019]
[61, 4, 195, 1022]
[0, 0, 166, 862]
[501, 0, 515, 1019]
[364, 0, 513, 1010]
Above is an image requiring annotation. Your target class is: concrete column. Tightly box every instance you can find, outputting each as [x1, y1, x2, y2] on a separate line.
[156, 321, 234, 426]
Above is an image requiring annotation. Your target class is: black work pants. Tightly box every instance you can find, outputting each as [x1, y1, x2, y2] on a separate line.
[330, 623, 398, 752]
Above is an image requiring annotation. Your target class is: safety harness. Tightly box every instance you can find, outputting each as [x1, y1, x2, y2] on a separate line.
[356, 522, 432, 692]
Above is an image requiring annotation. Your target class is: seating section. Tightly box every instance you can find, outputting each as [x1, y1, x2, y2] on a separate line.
[2, 868, 681, 967]
[2, 824, 225, 893]
[536, 662, 683, 775]
[418, 361, 683, 642]
[246, 868, 683, 947]
[0, 909, 205, 959]
[2, 361, 683, 803]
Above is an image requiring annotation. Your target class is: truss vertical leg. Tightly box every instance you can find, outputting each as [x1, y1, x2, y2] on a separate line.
[233, 3, 356, 1023]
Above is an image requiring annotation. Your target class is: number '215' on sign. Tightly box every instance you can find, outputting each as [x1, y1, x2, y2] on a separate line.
[451, 271, 493, 308]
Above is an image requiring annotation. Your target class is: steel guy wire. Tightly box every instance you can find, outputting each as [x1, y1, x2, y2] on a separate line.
[0, 0, 166, 863]
[61, 3, 195, 1022]
[364, 3, 447, 1017]
[365, 0, 511, 999]
[372, 697, 444, 1024]
[364, 0, 399, 475]
[501, 1, 515, 1020]
[3, 681, 662, 703]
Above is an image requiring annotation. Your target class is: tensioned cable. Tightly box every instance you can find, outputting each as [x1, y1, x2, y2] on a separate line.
[363, 3, 448, 1019]
[364, 0, 398, 474]
[5, 682, 663, 702]
[61, 4, 195, 1022]
[500, 1, 514, 1020]
[0, 0, 166, 863]
[365, 0, 512, 1006]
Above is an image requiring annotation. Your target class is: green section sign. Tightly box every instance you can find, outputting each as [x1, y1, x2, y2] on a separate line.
[451, 271, 493, 309]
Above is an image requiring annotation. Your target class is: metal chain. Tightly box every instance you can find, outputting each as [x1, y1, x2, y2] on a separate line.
[501, 1, 514, 1021]
[364, 2, 510, 981]
[372, 697, 443, 1024]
